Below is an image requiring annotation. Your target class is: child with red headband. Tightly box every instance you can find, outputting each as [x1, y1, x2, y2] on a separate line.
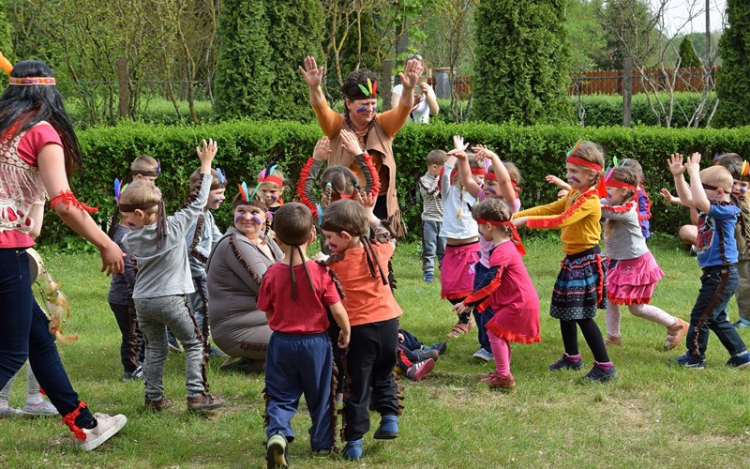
[452, 141, 522, 362]
[601, 165, 689, 349]
[440, 136, 485, 338]
[257, 163, 286, 219]
[453, 198, 540, 390]
[513, 140, 617, 382]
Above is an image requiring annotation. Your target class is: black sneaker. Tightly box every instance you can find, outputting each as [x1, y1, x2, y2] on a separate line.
[423, 341, 448, 355]
[548, 353, 584, 371]
[668, 352, 705, 369]
[581, 363, 617, 382]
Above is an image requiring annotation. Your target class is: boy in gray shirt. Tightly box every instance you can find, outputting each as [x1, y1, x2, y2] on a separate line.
[120, 139, 225, 413]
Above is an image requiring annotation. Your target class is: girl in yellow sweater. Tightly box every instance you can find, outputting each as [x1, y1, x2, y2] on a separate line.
[513, 141, 616, 382]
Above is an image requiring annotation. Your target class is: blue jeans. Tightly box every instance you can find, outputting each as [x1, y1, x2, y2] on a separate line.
[472, 262, 495, 353]
[422, 220, 445, 274]
[0, 249, 92, 423]
[687, 265, 747, 360]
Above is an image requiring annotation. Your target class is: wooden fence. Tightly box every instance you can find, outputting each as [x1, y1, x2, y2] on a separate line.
[430, 66, 717, 99]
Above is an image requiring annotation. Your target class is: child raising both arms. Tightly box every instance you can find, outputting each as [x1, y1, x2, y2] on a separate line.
[440, 136, 484, 338]
[454, 198, 540, 390]
[258, 202, 350, 467]
[453, 140, 522, 362]
[666, 153, 750, 368]
[120, 139, 226, 412]
[601, 165, 689, 349]
[513, 140, 617, 382]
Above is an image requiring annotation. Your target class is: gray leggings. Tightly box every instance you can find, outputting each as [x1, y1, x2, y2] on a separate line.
[134, 295, 208, 400]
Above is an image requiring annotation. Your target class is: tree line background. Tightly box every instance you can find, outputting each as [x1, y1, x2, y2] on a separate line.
[0, 0, 747, 128]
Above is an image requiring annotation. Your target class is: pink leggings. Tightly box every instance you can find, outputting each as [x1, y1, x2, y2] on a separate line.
[488, 331, 511, 378]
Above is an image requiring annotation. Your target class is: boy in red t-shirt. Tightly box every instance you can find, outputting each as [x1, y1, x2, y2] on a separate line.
[320, 196, 402, 461]
[257, 202, 350, 468]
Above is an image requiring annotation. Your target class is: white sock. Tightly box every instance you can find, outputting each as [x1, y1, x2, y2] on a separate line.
[25, 367, 43, 405]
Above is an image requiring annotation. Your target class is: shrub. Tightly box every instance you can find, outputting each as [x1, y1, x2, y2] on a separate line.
[40, 120, 750, 248]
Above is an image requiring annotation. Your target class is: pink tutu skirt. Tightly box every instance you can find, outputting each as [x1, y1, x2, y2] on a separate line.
[606, 251, 664, 305]
[440, 241, 480, 300]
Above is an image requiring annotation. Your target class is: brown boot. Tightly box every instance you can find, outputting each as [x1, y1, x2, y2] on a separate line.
[187, 393, 226, 412]
[144, 396, 173, 412]
[486, 373, 515, 391]
[604, 334, 623, 346]
[665, 318, 689, 350]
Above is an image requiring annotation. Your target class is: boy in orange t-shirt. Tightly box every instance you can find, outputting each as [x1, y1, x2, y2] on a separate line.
[320, 197, 402, 461]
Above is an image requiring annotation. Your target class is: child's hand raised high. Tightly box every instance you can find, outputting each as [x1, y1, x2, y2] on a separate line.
[340, 129, 363, 156]
[472, 144, 498, 162]
[452, 135, 469, 152]
[684, 152, 702, 173]
[196, 138, 218, 173]
[358, 191, 377, 213]
[667, 153, 686, 176]
[313, 136, 331, 162]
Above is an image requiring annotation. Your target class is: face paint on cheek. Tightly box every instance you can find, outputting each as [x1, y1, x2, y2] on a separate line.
[570, 176, 581, 184]
[234, 215, 245, 224]
[356, 106, 368, 113]
[212, 197, 223, 204]
[251, 215, 263, 225]
[607, 192, 612, 198]
[742, 188, 747, 194]
[127, 222, 136, 228]
[270, 195, 277, 202]
[487, 187, 497, 194]
[328, 242, 338, 249]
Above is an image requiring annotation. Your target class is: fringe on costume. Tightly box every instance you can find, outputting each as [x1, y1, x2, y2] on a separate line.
[229, 234, 264, 293]
[184, 297, 210, 394]
[526, 188, 597, 229]
[190, 214, 208, 264]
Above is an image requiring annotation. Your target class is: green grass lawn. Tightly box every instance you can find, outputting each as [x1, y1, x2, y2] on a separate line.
[3, 237, 750, 468]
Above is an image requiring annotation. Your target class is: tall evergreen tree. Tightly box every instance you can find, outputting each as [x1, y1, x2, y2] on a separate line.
[472, 0, 572, 124]
[214, 0, 274, 119]
[678, 37, 701, 68]
[215, 0, 322, 120]
[714, 0, 750, 127]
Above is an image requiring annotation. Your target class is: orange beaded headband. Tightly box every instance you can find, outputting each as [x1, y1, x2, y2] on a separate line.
[0, 51, 57, 86]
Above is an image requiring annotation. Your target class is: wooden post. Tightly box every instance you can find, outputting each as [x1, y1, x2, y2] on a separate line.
[622, 58, 632, 128]
[116, 58, 129, 119]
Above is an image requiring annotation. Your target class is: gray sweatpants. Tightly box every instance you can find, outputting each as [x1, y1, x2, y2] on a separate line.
[134, 295, 207, 400]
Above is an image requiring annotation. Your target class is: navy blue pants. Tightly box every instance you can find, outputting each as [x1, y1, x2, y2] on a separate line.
[265, 332, 334, 450]
[688, 265, 747, 360]
[472, 262, 496, 353]
[0, 249, 94, 426]
[344, 318, 399, 441]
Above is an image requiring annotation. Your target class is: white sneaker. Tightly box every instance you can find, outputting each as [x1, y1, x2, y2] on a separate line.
[75, 412, 127, 451]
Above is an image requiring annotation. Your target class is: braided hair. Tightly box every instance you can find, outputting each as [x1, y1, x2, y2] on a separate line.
[320, 165, 361, 209]
[273, 203, 316, 300]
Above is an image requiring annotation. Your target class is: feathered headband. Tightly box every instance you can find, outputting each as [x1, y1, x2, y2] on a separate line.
[350, 77, 378, 101]
[113, 178, 128, 205]
[258, 162, 283, 187]
[0, 51, 56, 86]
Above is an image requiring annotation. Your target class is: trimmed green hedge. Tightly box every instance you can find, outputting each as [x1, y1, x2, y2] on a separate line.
[41, 120, 750, 248]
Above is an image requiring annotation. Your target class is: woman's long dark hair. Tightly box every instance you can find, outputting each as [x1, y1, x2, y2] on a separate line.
[0, 60, 81, 174]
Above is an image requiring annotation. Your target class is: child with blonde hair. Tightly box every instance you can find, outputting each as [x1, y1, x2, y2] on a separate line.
[601, 165, 689, 348]
[514, 140, 617, 382]
[666, 153, 750, 368]
[120, 139, 226, 412]
[454, 198, 540, 390]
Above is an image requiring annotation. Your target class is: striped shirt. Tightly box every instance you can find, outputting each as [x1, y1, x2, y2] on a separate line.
[419, 173, 443, 222]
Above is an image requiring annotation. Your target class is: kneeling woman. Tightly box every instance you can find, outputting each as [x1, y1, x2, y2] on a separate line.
[207, 190, 282, 368]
